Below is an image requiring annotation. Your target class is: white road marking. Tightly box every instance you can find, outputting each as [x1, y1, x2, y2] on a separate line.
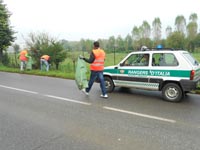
[103, 106, 176, 123]
[0, 84, 38, 94]
[45, 94, 92, 106]
[0, 84, 177, 123]
[0, 84, 91, 106]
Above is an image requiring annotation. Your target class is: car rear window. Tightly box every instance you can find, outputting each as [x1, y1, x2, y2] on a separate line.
[183, 52, 199, 66]
[152, 53, 178, 66]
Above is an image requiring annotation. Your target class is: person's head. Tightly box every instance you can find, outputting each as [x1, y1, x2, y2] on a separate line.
[141, 45, 148, 51]
[93, 41, 100, 49]
[21, 49, 28, 54]
[143, 54, 149, 61]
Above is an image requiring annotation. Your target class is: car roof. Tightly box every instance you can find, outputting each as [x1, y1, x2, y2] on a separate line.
[128, 49, 188, 54]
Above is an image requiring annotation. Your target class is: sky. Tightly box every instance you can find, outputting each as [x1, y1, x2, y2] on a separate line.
[5, 0, 200, 45]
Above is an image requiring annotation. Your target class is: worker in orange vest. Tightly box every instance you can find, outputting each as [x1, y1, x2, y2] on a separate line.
[40, 55, 50, 71]
[19, 49, 29, 71]
[80, 41, 108, 98]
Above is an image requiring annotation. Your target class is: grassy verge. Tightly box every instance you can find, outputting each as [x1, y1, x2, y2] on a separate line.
[0, 65, 75, 79]
[0, 52, 127, 79]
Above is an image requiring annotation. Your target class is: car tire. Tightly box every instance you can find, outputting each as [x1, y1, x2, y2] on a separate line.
[104, 76, 114, 93]
[162, 83, 183, 102]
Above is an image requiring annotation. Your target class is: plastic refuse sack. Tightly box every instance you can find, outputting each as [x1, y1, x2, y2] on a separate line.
[75, 57, 88, 90]
[41, 63, 47, 71]
[26, 56, 33, 70]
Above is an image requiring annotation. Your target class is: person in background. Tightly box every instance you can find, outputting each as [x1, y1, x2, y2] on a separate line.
[142, 54, 149, 66]
[40, 55, 50, 71]
[80, 41, 108, 98]
[19, 49, 29, 71]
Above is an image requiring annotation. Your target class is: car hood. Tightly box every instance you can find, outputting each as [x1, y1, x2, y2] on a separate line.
[104, 65, 116, 70]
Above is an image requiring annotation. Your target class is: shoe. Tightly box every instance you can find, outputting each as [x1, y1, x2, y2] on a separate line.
[82, 88, 89, 95]
[100, 94, 108, 98]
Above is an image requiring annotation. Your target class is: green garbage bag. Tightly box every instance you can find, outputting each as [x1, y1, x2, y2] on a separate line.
[26, 56, 33, 70]
[75, 57, 88, 90]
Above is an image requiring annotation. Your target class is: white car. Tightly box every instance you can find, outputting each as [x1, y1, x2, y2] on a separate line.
[103, 49, 200, 102]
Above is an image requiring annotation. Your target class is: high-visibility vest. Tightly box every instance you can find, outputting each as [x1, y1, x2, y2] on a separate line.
[19, 50, 28, 61]
[90, 49, 105, 71]
[41, 55, 50, 61]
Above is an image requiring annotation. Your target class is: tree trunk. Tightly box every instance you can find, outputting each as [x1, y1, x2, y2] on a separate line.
[73, 60, 76, 73]
[56, 63, 59, 70]
[14, 52, 18, 67]
[0, 49, 3, 63]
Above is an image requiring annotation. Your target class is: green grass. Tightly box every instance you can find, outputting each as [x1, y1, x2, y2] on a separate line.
[0, 65, 74, 79]
[192, 53, 200, 62]
[0, 65, 19, 72]
[0, 52, 128, 81]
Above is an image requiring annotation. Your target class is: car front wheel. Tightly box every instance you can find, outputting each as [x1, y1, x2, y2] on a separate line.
[162, 83, 183, 102]
[104, 76, 114, 93]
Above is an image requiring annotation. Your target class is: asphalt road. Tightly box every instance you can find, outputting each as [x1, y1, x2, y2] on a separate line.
[0, 72, 200, 150]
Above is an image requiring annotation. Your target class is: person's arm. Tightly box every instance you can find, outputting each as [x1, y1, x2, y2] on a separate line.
[83, 52, 95, 64]
[25, 53, 30, 58]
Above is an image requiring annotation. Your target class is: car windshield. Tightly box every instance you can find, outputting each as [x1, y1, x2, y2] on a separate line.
[183, 52, 199, 66]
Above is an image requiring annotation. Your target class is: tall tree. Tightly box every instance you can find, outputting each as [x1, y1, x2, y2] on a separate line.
[116, 35, 125, 51]
[166, 31, 185, 49]
[131, 26, 141, 50]
[97, 38, 107, 51]
[186, 13, 198, 51]
[136, 21, 152, 48]
[166, 26, 172, 38]
[107, 36, 115, 52]
[85, 39, 93, 52]
[131, 26, 140, 40]
[47, 41, 66, 70]
[187, 13, 198, 38]
[152, 17, 162, 45]
[25, 32, 66, 69]
[189, 13, 198, 22]
[0, 0, 15, 63]
[152, 18, 162, 41]
[194, 33, 200, 51]
[12, 43, 20, 67]
[124, 34, 133, 51]
[141, 21, 151, 39]
[175, 15, 186, 34]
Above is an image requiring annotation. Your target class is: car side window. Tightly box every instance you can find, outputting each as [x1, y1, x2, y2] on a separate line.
[123, 53, 149, 66]
[152, 53, 178, 66]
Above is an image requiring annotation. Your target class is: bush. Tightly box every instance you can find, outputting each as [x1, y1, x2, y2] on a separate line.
[2, 52, 10, 66]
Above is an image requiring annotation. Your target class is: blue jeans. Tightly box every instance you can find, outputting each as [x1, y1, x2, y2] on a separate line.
[20, 61, 27, 71]
[40, 59, 49, 71]
[86, 70, 107, 96]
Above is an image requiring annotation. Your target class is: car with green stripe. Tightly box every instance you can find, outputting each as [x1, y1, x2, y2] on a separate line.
[103, 49, 200, 102]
